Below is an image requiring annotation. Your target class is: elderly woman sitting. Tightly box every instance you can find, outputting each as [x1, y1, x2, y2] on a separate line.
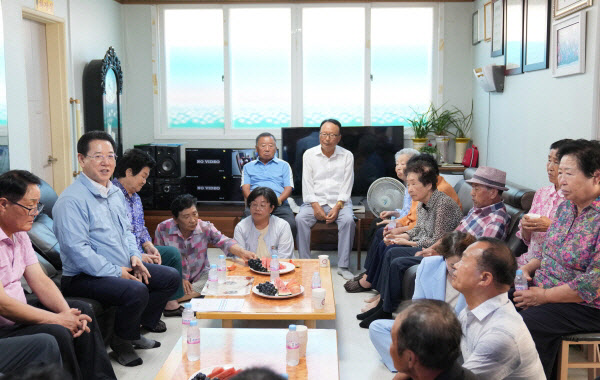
[349, 158, 464, 299]
[515, 139, 600, 379]
[234, 187, 294, 259]
[516, 139, 570, 266]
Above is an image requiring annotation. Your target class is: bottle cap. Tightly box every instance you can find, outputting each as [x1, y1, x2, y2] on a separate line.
[391, 216, 396, 220]
[516, 269, 523, 275]
[190, 320, 198, 326]
[184, 302, 192, 309]
[271, 254, 278, 259]
[210, 264, 217, 268]
[219, 254, 225, 259]
[289, 324, 296, 331]
[280, 374, 289, 379]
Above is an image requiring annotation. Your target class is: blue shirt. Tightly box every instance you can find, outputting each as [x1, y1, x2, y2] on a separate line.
[241, 157, 293, 197]
[53, 174, 141, 278]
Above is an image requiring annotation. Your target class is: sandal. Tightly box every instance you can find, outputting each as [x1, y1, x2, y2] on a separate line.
[344, 279, 370, 293]
[163, 305, 184, 317]
[143, 319, 167, 333]
[353, 271, 367, 281]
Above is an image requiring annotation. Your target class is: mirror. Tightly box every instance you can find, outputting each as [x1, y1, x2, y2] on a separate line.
[0, 4, 7, 174]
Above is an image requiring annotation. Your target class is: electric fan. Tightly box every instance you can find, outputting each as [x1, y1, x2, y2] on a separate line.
[366, 177, 407, 217]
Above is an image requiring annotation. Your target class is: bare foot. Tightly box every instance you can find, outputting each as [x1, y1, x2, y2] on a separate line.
[361, 295, 381, 312]
[164, 300, 180, 311]
[364, 293, 380, 303]
[358, 275, 371, 290]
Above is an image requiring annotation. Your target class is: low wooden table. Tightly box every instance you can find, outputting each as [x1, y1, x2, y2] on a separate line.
[195, 259, 336, 328]
[156, 328, 339, 380]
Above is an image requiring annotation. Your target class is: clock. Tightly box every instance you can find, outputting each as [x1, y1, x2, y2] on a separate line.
[83, 46, 124, 157]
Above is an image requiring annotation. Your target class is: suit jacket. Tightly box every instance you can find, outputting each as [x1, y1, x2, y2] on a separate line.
[412, 255, 467, 314]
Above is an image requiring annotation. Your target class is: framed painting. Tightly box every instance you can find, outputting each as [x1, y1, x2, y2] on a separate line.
[523, 0, 550, 71]
[473, 11, 480, 45]
[504, 0, 524, 75]
[491, 0, 505, 56]
[552, 11, 586, 77]
[553, 0, 592, 19]
[484, 2, 493, 41]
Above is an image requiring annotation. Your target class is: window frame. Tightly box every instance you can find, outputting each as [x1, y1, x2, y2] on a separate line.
[153, 2, 440, 140]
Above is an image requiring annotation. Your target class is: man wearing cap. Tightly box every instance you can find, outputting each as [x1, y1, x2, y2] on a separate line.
[368, 167, 512, 358]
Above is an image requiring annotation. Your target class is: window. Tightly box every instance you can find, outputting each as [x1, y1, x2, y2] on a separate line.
[158, 5, 437, 138]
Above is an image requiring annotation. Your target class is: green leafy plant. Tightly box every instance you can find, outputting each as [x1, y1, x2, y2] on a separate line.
[405, 105, 432, 139]
[430, 105, 459, 136]
[419, 143, 438, 155]
[450, 102, 474, 139]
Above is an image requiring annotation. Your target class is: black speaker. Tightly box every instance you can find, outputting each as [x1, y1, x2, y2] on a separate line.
[156, 145, 181, 178]
[133, 144, 157, 178]
[138, 177, 154, 210]
[154, 178, 182, 210]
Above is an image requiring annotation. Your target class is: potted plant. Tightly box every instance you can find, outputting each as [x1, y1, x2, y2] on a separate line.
[405, 106, 431, 150]
[419, 143, 441, 163]
[429, 105, 458, 164]
[449, 103, 474, 164]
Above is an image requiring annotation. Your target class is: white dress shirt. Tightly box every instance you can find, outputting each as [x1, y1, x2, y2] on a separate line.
[301, 145, 354, 208]
[459, 293, 545, 380]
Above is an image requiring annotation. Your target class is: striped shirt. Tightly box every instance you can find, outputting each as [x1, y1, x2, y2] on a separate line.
[455, 201, 511, 240]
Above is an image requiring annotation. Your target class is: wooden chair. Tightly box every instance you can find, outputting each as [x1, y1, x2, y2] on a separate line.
[558, 332, 600, 380]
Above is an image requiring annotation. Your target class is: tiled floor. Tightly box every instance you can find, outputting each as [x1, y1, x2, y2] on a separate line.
[112, 249, 591, 380]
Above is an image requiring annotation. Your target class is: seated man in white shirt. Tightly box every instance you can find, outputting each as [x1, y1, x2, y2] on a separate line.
[295, 119, 356, 280]
[451, 237, 545, 380]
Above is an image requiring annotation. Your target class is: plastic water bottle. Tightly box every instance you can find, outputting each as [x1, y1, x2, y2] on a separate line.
[186, 320, 201, 361]
[388, 216, 396, 229]
[207, 264, 218, 292]
[182, 302, 194, 347]
[218, 254, 227, 284]
[311, 272, 321, 289]
[515, 269, 529, 291]
[270, 254, 280, 282]
[286, 325, 300, 366]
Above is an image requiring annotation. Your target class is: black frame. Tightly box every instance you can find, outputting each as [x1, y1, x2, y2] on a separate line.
[523, 0, 550, 72]
[504, 0, 524, 75]
[491, 0, 505, 56]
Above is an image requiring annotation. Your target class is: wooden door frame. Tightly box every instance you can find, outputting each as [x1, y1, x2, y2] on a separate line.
[22, 8, 72, 194]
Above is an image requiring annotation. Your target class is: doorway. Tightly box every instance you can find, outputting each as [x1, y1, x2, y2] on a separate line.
[22, 8, 72, 194]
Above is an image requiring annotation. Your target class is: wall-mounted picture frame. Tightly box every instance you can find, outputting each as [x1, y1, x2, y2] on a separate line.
[484, 2, 493, 41]
[523, 0, 550, 71]
[492, 0, 505, 56]
[504, 0, 524, 75]
[473, 11, 481, 45]
[552, 11, 586, 77]
[553, 0, 592, 19]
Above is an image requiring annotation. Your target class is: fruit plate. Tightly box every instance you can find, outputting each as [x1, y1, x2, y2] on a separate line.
[249, 261, 295, 275]
[187, 364, 237, 380]
[252, 283, 304, 299]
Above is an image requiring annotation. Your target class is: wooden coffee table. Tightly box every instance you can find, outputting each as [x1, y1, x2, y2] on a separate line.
[194, 259, 335, 328]
[155, 328, 339, 380]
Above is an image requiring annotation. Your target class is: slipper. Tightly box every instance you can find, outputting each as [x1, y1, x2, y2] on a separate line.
[353, 271, 367, 281]
[344, 279, 370, 293]
[163, 305, 184, 317]
[142, 319, 167, 333]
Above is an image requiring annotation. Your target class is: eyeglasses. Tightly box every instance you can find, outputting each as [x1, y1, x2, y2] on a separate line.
[250, 202, 270, 210]
[9, 200, 44, 216]
[319, 133, 339, 139]
[86, 154, 118, 162]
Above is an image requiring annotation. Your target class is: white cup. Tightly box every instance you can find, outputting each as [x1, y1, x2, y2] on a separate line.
[526, 213, 540, 219]
[296, 325, 308, 357]
[312, 288, 326, 310]
[318, 255, 329, 268]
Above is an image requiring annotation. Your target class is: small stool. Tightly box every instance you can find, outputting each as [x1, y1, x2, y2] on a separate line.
[558, 332, 600, 380]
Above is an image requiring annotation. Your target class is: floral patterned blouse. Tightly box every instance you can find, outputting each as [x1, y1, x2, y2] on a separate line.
[516, 184, 565, 266]
[533, 196, 600, 308]
[154, 218, 237, 283]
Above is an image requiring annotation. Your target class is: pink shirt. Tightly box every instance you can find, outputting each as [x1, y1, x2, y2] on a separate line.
[0, 229, 39, 326]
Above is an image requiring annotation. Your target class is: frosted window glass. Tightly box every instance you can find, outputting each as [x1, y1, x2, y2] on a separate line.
[371, 8, 433, 125]
[164, 9, 224, 129]
[230, 9, 291, 129]
[303, 8, 365, 127]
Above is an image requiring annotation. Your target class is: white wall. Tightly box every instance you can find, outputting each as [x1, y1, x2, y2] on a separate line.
[471, 0, 598, 189]
[1, 0, 123, 171]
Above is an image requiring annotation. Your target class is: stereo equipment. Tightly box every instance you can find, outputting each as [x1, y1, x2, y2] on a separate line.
[133, 144, 157, 178]
[154, 178, 182, 210]
[138, 177, 154, 210]
[155, 144, 181, 178]
[186, 148, 228, 179]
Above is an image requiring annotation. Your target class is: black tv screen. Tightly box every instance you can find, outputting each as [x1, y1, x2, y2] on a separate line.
[281, 126, 404, 198]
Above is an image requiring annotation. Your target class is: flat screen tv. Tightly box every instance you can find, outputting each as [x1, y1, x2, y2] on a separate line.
[281, 126, 404, 198]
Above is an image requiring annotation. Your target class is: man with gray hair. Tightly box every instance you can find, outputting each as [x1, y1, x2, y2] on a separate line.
[241, 132, 296, 238]
[451, 237, 544, 379]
